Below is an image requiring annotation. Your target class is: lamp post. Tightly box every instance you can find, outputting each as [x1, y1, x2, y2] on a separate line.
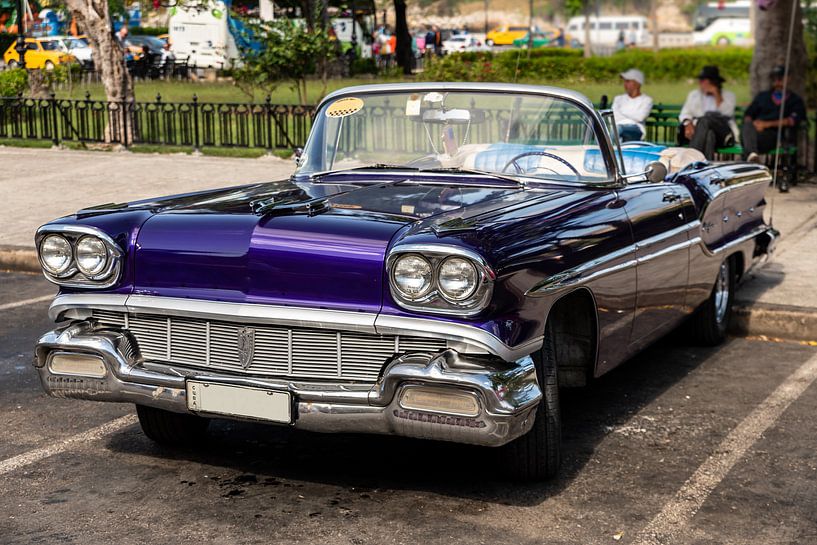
[14, 0, 26, 69]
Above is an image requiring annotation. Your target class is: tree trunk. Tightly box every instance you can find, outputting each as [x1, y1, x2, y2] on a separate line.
[64, 0, 133, 103]
[583, 8, 591, 58]
[394, 0, 412, 75]
[750, 0, 807, 99]
[64, 0, 133, 144]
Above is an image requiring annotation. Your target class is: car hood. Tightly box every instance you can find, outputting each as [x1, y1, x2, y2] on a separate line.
[108, 177, 556, 312]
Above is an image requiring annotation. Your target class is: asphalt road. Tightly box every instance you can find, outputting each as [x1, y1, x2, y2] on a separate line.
[1, 271, 816, 545]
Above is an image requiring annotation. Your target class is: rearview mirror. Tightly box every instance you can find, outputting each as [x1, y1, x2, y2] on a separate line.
[645, 161, 668, 183]
[421, 109, 471, 124]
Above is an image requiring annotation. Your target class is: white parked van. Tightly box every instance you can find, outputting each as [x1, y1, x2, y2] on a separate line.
[566, 15, 650, 47]
[169, 0, 240, 69]
[692, 17, 752, 46]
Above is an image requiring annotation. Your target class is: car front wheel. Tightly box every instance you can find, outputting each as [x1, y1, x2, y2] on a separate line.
[500, 324, 561, 480]
[136, 404, 210, 445]
[7, 60, 17, 69]
[689, 257, 735, 345]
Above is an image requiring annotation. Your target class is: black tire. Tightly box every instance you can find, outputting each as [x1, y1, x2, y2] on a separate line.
[136, 404, 210, 445]
[7, 60, 17, 69]
[500, 326, 561, 480]
[689, 257, 735, 346]
[44, 61, 55, 70]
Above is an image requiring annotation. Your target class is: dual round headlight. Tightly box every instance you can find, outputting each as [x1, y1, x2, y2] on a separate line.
[392, 254, 479, 302]
[39, 234, 109, 278]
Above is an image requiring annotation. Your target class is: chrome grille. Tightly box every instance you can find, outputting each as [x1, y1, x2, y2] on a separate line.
[93, 311, 447, 382]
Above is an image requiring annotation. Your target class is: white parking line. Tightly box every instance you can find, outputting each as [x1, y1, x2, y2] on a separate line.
[0, 294, 53, 312]
[0, 414, 137, 476]
[634, 351, 817, 545]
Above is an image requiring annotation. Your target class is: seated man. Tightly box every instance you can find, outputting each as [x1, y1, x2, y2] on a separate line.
[742, 65, 806, 163]
[678, 66, 737, 160]
[612, 68, 653, 142]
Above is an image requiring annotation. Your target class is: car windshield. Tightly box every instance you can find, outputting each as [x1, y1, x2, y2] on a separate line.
[65, 38, 88, 49]
[40, 40, 62, 51]
[131, 36, 164, 49]
[296, 89, 613, 183]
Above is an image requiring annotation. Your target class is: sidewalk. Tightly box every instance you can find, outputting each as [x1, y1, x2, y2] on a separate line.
[0, 147, 815, 341]
[732, 183, 817, 341]
[0, 147, 295, 251]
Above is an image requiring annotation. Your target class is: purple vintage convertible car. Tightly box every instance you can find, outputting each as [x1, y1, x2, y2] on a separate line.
[33, 83, 775, 480]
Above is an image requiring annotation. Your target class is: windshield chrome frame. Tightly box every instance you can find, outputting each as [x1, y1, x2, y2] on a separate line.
[300, 83, 623, 188]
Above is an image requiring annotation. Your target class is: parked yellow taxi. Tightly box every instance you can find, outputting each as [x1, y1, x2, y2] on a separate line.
[3, 38, 76, 69]
[485, 25, 532, 46]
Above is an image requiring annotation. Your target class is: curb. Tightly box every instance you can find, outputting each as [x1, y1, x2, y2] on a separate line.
[731, 302, 817, 342]
[0, 245, 39, 273]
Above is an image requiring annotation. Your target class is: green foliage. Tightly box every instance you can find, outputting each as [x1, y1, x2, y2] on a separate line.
[422, 47, 753, 85]
[137, 26, 169, 36]
[350, 57, 378, 76]
[0, 68, 27, 97]
[565, 0, 586, 17]
[232, 19, 335, 104]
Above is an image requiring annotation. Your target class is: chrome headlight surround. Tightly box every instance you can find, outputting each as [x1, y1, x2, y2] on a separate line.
[35, 225, 123, 289]
[387, 244, 495, 316]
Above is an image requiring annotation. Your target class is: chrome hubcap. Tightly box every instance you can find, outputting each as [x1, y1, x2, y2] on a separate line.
[714, 261, 730, 324]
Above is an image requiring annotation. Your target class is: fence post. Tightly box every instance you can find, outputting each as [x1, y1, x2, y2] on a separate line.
[265, 95, 273, 152]
[121, 98, 129, 148]
[49, 93, 59, 147]
[192, 94, 200, 153]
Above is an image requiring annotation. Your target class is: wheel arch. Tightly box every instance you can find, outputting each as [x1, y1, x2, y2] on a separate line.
[544, 287, 599, 388]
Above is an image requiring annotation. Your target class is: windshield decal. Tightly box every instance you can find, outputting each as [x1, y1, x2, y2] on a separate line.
[325, 97, 364, 118]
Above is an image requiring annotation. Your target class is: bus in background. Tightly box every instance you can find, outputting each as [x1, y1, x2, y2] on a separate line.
[692, 16, 751, 46]
[566, 15, 649, 47]
[692, 0, 750, 31]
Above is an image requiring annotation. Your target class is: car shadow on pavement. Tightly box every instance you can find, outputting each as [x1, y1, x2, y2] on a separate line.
[103, 331, 722, 507]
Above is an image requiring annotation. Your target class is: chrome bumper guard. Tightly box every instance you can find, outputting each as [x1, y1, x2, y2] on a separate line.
[34, 321, 541, 447]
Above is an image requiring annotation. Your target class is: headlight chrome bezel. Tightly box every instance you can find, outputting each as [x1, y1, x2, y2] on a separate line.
[387, 245, 494, 316]
[35, 225, 123, 289]
[39, 234, 75, 277]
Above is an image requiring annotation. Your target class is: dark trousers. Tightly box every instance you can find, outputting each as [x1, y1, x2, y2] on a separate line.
[741, 122, 784, 156]
[618, 124, 643, 142]
[677, 115, 733, 160]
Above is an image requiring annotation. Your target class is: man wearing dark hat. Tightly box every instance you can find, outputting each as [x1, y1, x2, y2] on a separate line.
[678, 65, 737, 159]
[741, 65, 806, 163]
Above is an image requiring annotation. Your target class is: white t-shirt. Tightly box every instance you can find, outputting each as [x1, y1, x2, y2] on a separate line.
[612, 93, 654, 137]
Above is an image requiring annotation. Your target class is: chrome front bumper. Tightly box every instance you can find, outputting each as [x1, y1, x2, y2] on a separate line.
[34, 321, 541, 447]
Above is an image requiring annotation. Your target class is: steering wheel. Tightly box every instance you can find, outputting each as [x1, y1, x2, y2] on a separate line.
[502, 151, 581, 178]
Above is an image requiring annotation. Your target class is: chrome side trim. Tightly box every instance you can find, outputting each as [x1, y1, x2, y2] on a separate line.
[702, 226, 769, 257]
[527, 220, 769, 296]
[48, 294, 537, 361]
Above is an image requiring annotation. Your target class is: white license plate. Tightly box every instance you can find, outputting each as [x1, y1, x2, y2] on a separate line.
[186, 381, 291, 424]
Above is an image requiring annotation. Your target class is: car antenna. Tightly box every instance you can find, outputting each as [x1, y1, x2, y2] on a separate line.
[513, 48, 522, 83]
[768, 0, 798, 222]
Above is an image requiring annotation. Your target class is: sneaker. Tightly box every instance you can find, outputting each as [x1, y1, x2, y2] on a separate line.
[747, 152, 762, 164]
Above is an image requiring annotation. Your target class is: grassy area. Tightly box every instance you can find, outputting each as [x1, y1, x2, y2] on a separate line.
[53, 76, 752, 106]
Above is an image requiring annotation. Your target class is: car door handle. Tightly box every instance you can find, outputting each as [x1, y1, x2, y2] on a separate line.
[662, 191, 681, 203]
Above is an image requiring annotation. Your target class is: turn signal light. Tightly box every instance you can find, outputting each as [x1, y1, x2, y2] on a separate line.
[49, 353, 107, 378]
[399, 387, 480, 417]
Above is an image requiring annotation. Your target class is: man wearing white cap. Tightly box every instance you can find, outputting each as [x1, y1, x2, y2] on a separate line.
[612, 68, 653, 142]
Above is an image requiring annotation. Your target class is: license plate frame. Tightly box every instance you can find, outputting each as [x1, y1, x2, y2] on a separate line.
[186, 380, 292, 424]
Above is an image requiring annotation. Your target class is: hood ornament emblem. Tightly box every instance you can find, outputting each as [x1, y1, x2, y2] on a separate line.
[237, 327, 255, 369]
